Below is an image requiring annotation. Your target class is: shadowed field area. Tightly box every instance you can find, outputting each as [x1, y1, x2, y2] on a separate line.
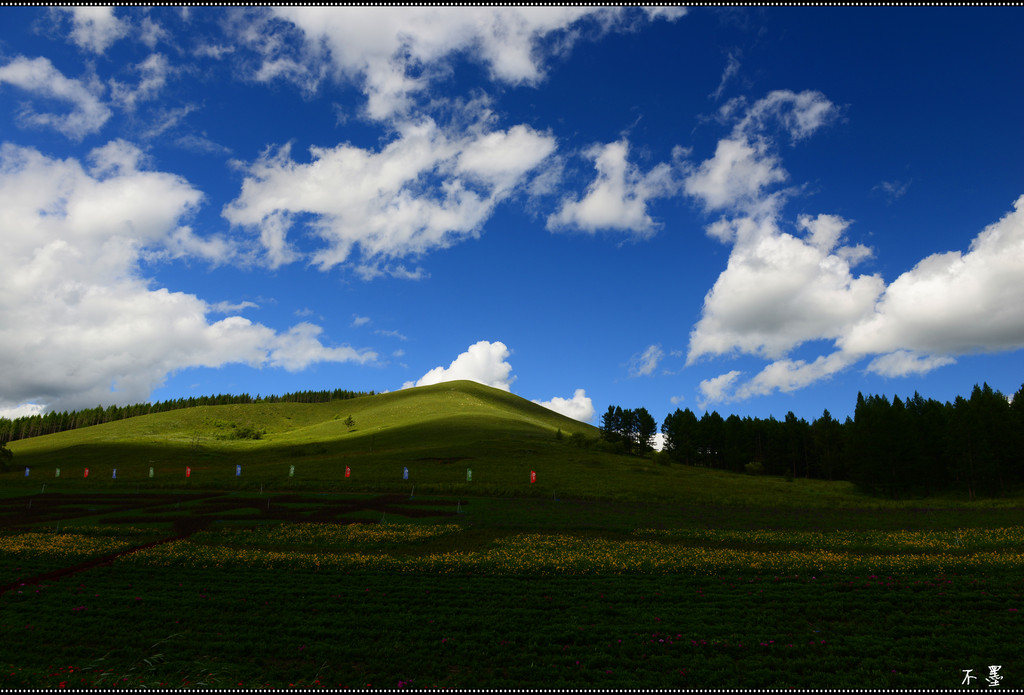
[1, 382, 1022, 688]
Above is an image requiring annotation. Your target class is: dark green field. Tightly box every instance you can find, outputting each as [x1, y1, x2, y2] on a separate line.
[2, 382, 1022, 689]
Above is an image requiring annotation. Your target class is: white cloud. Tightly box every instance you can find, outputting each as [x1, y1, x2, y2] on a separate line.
[686, 90, 1024, 404]
[547, 139, 679, 236]
[730, 89, 839, 143]
[210, 301, 258, 314]
[697, 370, 742, 409]
[376, 329, 408, 341]
[175, 133, 232, 156]
[643, 7, 688, 21]
[351, 315, 371, 327]
[687, 212, 883, 363]
[223, 118, 556, 273]
[533, 388, 595, 423]
[651, 432, 667, 451]
[139, 16, 169, 50]
[0, 403, 46, 421]
[403, 340, 514, 391]
[710, 51, 741, 102]
[874, 179, 911, 203]
[55, 6, 128, 54]
[110, 53, 172, 111]
[0, 56, 112, 140]
[670, 395, 685, 405]
[693, 198, 1024, 402]
[685, 90, 838, 214]
[628, 344, 665, 377]
[0, 143, 375, 414]
[733, 351, 856, 401]
[267, 322, 377, 371]
[683, 137, 786, 213]
[194, 43, 235, 60]
[866, 351, 956, 378]
[842, 195, 1024, 358]
[268, 7, 656, 120]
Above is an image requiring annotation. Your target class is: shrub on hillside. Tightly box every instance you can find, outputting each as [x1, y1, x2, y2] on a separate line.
[569, 432, 591, 449]
[744, 461, 764, 475]
[228, 424, 264, 440]
[593, 438, 627, 455]
[649, 450, 671, 466]
[0, 439, 11, 471]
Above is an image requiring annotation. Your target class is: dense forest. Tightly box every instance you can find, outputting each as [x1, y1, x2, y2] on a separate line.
[603, 382, 1024, 500]
[0, 388, 373, 443]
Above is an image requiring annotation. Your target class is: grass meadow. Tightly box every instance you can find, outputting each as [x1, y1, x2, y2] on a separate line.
[1, 381, 1022, 688]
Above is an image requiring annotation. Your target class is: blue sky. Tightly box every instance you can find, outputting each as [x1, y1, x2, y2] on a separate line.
[1, 7, 1022, 429]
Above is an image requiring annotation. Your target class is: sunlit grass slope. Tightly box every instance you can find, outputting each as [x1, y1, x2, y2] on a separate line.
[5, 380, 1018, 508]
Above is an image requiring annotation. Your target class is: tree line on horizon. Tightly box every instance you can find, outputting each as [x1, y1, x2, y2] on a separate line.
[0, 388, 374, 444]
[602, 382, 1024, 500]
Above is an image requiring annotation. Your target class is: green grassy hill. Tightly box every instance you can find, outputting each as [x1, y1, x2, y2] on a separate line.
[4, 380, 1015, 509]
[5, 381, 610, 495]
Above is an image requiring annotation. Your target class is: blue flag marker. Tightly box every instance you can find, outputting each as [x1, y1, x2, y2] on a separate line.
[113, 469, 117, 479]
[403, 467, 409, 480]
[24, 467, 29, 477]
[236, 464, 241, 477]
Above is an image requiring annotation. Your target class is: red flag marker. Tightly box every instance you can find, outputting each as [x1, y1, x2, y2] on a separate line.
[530, 470, 536, 484]
[186, 466, 191, 478]
[345, 466, 351, 478]
[84, 468, 89, 478]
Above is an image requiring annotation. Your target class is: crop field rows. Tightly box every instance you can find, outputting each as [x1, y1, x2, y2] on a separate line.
[2, 519, 1022, 689]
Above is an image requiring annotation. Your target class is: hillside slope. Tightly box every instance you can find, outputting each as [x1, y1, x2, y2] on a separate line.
[5, 381, 616, 494]
[6, 381, 916, 507]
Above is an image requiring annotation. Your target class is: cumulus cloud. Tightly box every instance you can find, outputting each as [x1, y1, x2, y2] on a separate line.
[0, 143, 375, 413]
[843, 195, 1024, 358]
[686, 91, 1024, 406]
[687, 212, 883, 363]
[223, 118, 556, 273]
[267, 323, 376, 371]
[685, 90, 838, 214]
[628, 344, 665, 377]
[54, 6, 129, 54]
[683, 137, 786, 213]
[403, 340, 515, 391]
[0, 56, 112, 140]
[533, 388, 595, 423]
[266, 6, 664, 120]
[547, 139, 680, 236]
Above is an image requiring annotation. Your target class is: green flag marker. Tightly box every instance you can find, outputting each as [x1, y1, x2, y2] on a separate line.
[55, 468, 60, 478]
[289, 464, 295, 478]
[149, 467, 154, 478]
[467, 468, 472, 482]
